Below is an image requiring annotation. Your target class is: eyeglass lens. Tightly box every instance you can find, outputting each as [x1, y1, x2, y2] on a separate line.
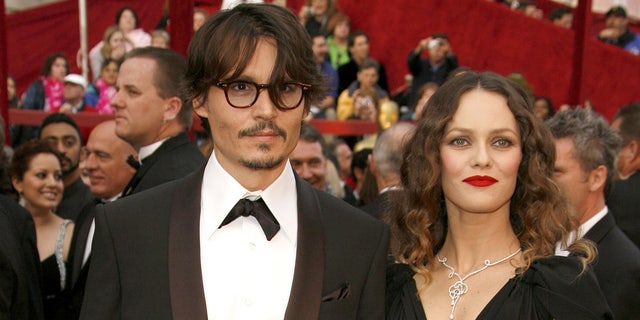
[223, 81, 305, 109]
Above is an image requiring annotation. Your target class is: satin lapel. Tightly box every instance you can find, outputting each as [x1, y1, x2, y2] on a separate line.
[121, 167, 144, 197]
[168, 167, 208, 319]
[70, 200, 98, 287]
[284, 175, 325, 320]
[121, 146, 161, 196]
[123, 133, 190, 196]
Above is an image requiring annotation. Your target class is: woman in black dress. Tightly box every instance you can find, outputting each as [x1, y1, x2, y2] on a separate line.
[11, 140, 74, 319]
[386, 71, 612, 319]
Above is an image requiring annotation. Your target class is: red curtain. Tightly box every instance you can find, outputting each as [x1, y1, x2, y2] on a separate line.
[6, 0, 163, 96]
[340, 0, 640, 120]
[4, 0, 640, 121]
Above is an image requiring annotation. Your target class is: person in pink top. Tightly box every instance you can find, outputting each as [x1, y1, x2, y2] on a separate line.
[22, 53, 68, 112]
[85, 58, 120, 115]
[114, 6, 151, 48]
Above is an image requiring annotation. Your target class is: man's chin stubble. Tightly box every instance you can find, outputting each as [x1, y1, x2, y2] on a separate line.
[240, 156, 285, 170]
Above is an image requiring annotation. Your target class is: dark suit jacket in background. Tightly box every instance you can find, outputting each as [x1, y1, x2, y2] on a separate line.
[80, 167, 389, 320]
[607, 171, 640, 248]
[56, 177, 94, 221]
[122, 132, 205, 196]
[583, 212, 640, 320]
[0, 194, 44, 320]
[360, 190, 402, 220]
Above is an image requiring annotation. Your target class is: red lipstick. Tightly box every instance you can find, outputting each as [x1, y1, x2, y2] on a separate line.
[463, 175, 498, 187]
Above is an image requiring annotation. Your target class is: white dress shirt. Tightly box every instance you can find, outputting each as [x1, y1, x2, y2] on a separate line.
[82, 193, 122, 266]
[200, 152, 298, 320]
[555, 206, 608, 256]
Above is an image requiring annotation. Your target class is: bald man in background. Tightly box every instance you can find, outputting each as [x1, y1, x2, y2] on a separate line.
[361, 122, 414, 219]
[62, 120, 137, 319]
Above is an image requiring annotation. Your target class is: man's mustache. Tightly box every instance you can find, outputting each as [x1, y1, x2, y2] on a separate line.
[239, 121, 287, 140]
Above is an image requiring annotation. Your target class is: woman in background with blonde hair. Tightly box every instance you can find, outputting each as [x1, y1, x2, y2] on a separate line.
[88, 25, 129, 81]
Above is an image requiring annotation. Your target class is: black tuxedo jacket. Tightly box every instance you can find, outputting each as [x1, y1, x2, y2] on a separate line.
[607, 171, 640, 248]
[68, 200, 98, 289]
[80, 167, 389, 319]
[0, 195, 44, 320]
[122, 132, 205, 196]
[61, 198, 102, 319]
[583, 212, 640, 319]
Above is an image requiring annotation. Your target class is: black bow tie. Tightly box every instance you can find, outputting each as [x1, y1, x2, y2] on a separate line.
[126, 154, 140, 170]
[219, 198, 280, 241]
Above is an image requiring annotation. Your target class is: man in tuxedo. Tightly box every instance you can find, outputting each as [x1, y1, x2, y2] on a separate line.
[82, 121, 138, 203]
[0, 194, 44, 320]
[607, 102, 640, 248]
[111, 46, 205, 196]
[80, 4, 388, 320]
[361, 122, 414, 219]
[63, 120, 136, 318]
[548, 108, 640, 319]
[39, 114, 93, 220]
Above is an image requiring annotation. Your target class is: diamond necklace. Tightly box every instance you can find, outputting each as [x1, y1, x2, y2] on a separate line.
[436, 247, 522, 320]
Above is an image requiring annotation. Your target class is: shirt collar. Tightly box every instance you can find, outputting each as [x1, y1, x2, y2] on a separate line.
[578, 206, 608, 237]
[379, 185, 402, 194]
[138, 137, 170, 161]
[201, 152, 298, 244]
[556, 206, 608, 256]
[103, 193, 122, 203]
[618, 170, 638, 180]
[71, 101, 83, 112]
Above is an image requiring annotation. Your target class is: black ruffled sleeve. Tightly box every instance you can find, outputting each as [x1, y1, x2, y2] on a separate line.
[479, 255, 613, 320]
[386, 263, 427, 320]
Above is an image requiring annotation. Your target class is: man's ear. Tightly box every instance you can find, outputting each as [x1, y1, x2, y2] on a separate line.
[628, 140, 639, 159]
[368, 153, 378, 176]
[626, 140, 640, 173]
[163, 97, 182, 122]
[192, 97, 208, 118]
[588, 165, 607, 192]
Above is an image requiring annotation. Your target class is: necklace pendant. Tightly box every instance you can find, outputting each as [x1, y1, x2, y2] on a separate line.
[437, 248, 522, 320]
[447, 280, 467, 320]
[448, 280, 468, 301]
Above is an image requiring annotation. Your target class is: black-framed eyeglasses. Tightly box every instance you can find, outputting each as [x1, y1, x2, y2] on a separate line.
[215, 80, 310, 110]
